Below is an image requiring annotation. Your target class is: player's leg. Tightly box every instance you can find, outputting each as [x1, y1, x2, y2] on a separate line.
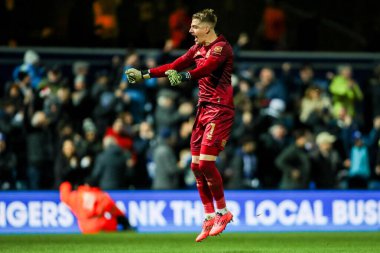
[190, 109, 216, 242]
[191, 153, 216, 242]
[199, 145, 233, 236]
[198, 105, 235, 236]
[191, 154, 215, 215]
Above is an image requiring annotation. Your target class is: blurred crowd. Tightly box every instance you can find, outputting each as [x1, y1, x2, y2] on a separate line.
[1, 44, 380, 191]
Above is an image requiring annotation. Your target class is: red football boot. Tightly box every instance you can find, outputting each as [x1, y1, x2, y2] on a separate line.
[209, 211, 233, 236]
[195, 217, 215, 242]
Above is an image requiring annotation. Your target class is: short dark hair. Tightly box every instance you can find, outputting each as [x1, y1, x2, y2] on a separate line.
[192, 9, 217, 28]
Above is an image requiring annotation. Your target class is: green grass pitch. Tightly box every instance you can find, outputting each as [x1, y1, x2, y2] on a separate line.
[1, 232, 379, 253]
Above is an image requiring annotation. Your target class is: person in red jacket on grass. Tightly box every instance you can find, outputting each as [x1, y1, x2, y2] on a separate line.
[59, 180, 132, 234]
[126, 8, 234, 242]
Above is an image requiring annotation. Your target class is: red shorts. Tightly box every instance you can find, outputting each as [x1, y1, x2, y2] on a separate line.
[190, 103, 234, 155]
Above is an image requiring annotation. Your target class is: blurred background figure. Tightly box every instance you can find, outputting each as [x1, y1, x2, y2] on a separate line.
[12, 50, 44, 89]
[257, 0, 287, 50]
[299, 85, 332, 133]
[250, 67, 287, 112]
[54, 138, 82, 188]
[59, 180, 132, 234]
[224, 136, 258, 189]
[164, 1, 191, 51]
[275, 129, 311, 189]
[0, 132, 17, 190]
[257, 123, 289, 189]
[25, 110, 54, 190]
[89, 136, 131, 190]
[370, 140, 380, 189]
[152, 128, 182, 190]
[310, 132, 343, 189]
[133, 121, 155, 189]
[346, 131, 371, 189]
[329, 64, 363, 120]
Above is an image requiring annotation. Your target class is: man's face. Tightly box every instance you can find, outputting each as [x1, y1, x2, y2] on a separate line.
[189, 18, 209, 45]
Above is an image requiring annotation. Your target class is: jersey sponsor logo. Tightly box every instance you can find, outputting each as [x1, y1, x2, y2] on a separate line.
[213, 46, 223, 55]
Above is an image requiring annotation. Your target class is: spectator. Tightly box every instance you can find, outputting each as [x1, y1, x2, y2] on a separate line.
[104, 117, 134, 152]
[231, 109, 255, 143]
[165, 2, 191, 50]
[176, 117, 194, 157]
[59, 181, 132, 234]
[254, 98, 287, 136]
[225, 136, 258, 189]
[25, 110, 55, 189]
[72, 61, 90, 82]
[0, 132, 17, 190]
[290, 64, 329, 107]
[77, 118, 103, 173]
[366, 65, 380, 123]
[257, 123, 289, 188]
[257, 0, 287, 50]
[133, 121, 155, 189]
[310, 132, 343, 189]
[54, 139, 82, 188]
[37, 65, 66, 96]
[120, 52, 148, 123]
[249, 67, 287, 110]
[347, 131, 371, 189]
[92, 71, 121, 135]
[154, 89, 180, 133]
[5, 84, 24, 111]
[233, 78, 253, 113]
[0, 100, 27, 189]
[369, 143, 380, 189]
[152, 128, 181, 190]
[275, 129, 311, 189]
[12, 50, 45, 89]
[367, 116, 380, 169]
[14, 71, 33, 103]
[89, 136, 131, 189]
[299, 86, 332, 132]
[71, 75, 94, 131]
[43, 86, 74, 125]
[329, 64, 363, 119]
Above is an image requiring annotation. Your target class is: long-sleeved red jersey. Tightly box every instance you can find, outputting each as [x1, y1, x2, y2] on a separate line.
[150, 35, 234, 109]
[60, 182, 124, 234]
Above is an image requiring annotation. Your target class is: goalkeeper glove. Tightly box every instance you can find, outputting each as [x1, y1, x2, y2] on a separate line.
[165, 70, 191, 86]
[125, 68, 150, 84]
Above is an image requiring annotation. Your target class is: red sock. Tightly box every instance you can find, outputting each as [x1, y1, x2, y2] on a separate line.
[198, 160, 226, 209]
[191, 163, 215, 213]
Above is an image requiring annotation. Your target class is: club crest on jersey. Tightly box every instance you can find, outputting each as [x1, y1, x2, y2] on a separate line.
[213, 46, 223, 55]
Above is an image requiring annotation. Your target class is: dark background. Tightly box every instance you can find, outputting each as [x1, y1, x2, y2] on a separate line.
[1, 0, 380, 51]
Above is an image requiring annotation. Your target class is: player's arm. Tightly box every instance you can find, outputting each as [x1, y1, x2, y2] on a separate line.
[165, 42, 229, 86]
[103, 195, 132, 231]
[125, 49, 195, 84]
[59, 181, 75, 207]
[188, 43, 229, 79]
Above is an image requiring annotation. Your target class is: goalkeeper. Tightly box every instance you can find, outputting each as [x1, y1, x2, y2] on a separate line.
[126, 8, 234, 242]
